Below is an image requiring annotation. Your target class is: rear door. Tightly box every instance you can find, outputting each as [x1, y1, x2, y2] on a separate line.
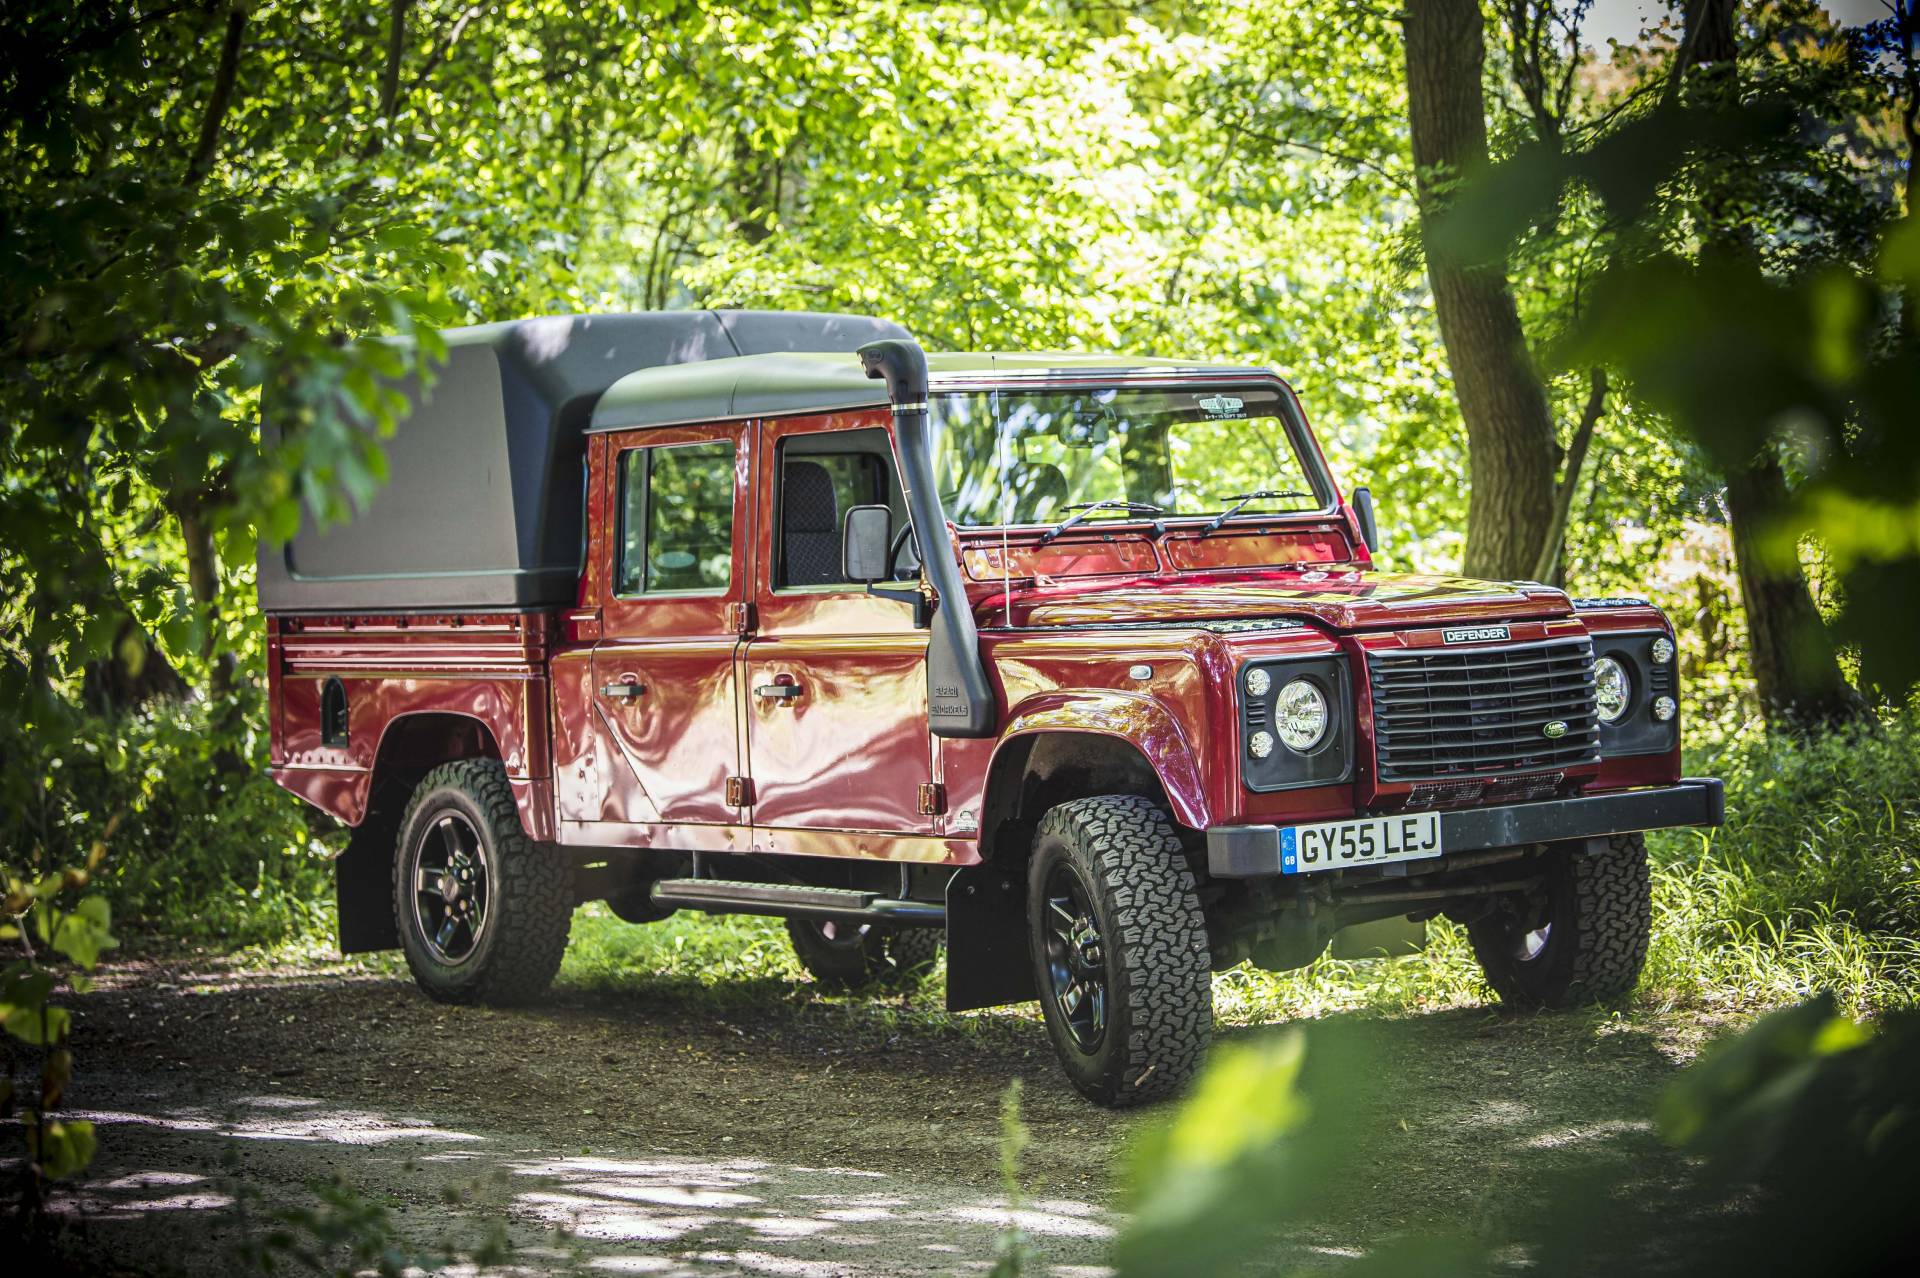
[591, 422, 753, 832]
[743, 414, 935, 848]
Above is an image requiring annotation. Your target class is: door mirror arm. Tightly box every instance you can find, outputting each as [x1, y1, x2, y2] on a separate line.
[867, 582, 932, 629]
[1352, 486, 1381, 556]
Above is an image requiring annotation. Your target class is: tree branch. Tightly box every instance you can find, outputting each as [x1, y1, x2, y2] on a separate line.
[1532, 366, 1608, 584]
[379, 0, 410, 119]
[184, 3, 247, 189]
[409, 2, 482, 93]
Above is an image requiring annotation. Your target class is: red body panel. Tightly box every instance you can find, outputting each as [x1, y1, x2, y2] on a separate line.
[265, 384, 1685, 867]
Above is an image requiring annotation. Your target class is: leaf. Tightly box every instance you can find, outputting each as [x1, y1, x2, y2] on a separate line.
[31, 1119, 98, 1180]
[6, 1003, 71, 1047]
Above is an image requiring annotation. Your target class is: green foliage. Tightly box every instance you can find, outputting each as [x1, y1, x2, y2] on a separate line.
[1116, 994, 1919, 1276]
[1, 693, 337, 950]
[1, 833, 118, 1212]
[1644, 711, 1920, 1013]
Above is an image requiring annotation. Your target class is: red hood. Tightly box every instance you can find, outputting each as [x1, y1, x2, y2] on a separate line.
[990, 570, 1575, 632]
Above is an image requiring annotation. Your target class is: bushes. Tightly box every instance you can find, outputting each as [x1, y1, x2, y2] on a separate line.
[0, 692, 338, 951]
[1644, 713, 1920, 1013]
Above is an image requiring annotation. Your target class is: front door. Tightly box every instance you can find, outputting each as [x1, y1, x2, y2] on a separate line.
[744, 414, 935, 849]
[592, 423, 752, 833]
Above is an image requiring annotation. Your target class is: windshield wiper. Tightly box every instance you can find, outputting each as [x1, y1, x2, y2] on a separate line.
[1036, 500, 1167, 546]
[1199, 490, 1315, 536]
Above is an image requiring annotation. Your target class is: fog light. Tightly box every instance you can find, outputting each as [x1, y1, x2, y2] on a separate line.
[1651, 636, 1675, 664]
[1653, 695, 1677, 722]
[1245, 667, 1271, 697]
[1594, 656, 1631, 723]
[1249, 729, 1276, 759]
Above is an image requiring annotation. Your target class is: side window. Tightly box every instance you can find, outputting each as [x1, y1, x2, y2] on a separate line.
[618, 440, 735, 595]
[777, 435, 891, 589]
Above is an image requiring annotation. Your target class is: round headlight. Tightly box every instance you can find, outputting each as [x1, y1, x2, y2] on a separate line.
[1245, 667, 1271, 698]
[1248, 730, 1276, 759]
[1594, 656, 1631, 723]
[1275, 679, 1329, 752]
[1651, 636, 1675, 665]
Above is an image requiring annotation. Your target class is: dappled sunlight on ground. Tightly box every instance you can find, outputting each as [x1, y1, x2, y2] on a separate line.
[48, 1087, 1117, 1276]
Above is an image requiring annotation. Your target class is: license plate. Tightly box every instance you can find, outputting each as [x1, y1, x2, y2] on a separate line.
[1279, 812, 1443, 875]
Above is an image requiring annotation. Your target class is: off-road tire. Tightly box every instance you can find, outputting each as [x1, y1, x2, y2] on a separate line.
[392, 759, 574, 1006]
[1469, 832, 1651, 1009]
[1028, 795, 1211, 1107]
[785, 919, 940, 991]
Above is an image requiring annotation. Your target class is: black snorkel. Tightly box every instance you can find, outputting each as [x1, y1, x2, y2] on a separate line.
[858, 338, 995, 738]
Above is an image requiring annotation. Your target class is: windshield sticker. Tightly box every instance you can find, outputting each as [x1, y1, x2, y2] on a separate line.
[1197, 394, 1244, 419]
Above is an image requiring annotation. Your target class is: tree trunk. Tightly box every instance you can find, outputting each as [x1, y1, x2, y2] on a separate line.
[1722, 452, 1864, 726]
[177, 505, 236, 698]
[1677, 0, 1866, 726]
[1403, 0, 1560, 582]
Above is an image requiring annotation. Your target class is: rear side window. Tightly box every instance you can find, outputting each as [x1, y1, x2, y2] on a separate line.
[618, 440, 735, 594]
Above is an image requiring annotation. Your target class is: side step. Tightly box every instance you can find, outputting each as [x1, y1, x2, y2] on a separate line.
[648, 877, 945, 927]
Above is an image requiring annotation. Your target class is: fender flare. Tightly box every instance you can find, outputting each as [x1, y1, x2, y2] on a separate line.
[987, 690, 1210, 830]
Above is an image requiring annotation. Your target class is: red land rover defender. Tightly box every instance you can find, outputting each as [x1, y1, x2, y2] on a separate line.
[260, 311, 1722, 1106]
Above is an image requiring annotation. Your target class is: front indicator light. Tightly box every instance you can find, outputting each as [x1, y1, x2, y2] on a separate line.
[1653, 695, 1677, 722]
[1249, 730, 1276, 759]
[1651, 636, 1675, 664]
[1245, 667, 1272, 697]
[1594, 656, 1631, 723]
[1275, 679, 1329, 752]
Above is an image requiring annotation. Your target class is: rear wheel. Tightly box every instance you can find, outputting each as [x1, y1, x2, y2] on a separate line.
[1028, 795, 1211, 1107]
[392, 759, 574, 1006]
[785, 918, 939, 991]
[1468, 833, 1651, 1008]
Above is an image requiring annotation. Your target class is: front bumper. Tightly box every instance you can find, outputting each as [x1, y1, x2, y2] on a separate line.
[1205, 777, 1724, 879]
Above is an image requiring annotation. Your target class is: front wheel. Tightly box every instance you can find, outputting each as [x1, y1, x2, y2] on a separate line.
[392, 759, 575, 1006]
[1028, 795, 1212, 1107]
[1468, 832, 1652, 1008]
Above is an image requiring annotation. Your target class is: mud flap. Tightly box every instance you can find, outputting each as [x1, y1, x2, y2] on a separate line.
[944, 862, 1036, 1012]
[336, 811, 401, 954]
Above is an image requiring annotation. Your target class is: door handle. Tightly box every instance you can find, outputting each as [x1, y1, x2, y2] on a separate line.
[754, 682, 803, 701]
[600, 681, 646, 700]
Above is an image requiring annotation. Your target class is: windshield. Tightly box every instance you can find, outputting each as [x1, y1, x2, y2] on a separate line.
[929, 385, 1324, 527]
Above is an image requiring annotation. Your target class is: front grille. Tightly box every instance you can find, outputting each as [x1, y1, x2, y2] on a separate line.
[1368, 637, 1601, 782]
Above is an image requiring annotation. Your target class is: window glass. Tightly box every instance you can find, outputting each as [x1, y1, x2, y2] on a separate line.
[930, 386, 1321, 527]
[777, 438, 890, 589]
[618, 440, 735, 594]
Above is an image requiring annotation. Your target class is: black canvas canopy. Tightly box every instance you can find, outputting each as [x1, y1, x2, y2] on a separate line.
[256, 310, 909, 613]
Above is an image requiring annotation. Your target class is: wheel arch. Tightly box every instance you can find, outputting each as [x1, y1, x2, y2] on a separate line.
[978, 693, 1210, 865]
[338, 712, 514, 955]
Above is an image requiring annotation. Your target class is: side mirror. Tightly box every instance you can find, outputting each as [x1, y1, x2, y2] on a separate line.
[842, 504, 893, 583]
[1352, 486, 1380, 555]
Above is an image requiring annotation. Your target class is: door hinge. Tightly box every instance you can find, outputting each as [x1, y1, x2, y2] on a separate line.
[726, 776, 754, 807]
[917, 782, 947, 817]
[727, 601, 756, 635]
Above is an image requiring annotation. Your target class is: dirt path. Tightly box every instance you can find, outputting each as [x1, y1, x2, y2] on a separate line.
[37, 953, 1734, 1274]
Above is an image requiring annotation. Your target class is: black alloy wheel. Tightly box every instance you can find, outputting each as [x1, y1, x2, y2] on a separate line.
[409, 810, 490, 964]
[1041, 861, 1107, 1053]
